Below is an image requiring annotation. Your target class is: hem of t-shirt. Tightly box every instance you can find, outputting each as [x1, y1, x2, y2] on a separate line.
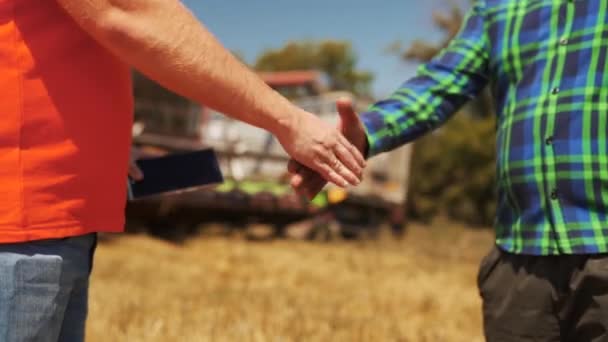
[0, 219, 124, 243]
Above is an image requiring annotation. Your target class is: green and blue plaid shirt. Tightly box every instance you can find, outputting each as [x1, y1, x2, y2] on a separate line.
[362, 0, 608, 255]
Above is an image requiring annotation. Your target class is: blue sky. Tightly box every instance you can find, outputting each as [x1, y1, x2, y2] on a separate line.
[183, 0, 469, 97]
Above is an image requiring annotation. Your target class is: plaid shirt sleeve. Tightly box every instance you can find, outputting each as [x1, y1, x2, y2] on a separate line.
[362, 1, 491, 157]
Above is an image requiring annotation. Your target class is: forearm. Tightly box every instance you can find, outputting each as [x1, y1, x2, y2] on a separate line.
[56, 0, 299, 136]
[361, 67, 470, 157]
[362, 1, 490, 157]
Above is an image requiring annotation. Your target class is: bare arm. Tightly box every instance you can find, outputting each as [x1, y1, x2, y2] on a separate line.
[55, 0, 365, 186]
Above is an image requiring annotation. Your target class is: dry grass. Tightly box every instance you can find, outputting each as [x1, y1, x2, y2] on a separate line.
[86, 222, 493, 342]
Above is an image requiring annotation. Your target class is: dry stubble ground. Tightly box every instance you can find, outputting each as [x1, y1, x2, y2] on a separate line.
[86, 222, 493, 342]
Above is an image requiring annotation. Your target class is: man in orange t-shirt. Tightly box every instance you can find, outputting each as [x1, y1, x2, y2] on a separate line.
[0, 0, 366, 340]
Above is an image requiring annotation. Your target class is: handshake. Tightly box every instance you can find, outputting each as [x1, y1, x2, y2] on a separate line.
[283, 98, 369, 200]
[128, 98, 369, 199]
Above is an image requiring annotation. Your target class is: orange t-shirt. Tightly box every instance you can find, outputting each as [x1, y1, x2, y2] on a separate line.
[0, 0, 133, 243]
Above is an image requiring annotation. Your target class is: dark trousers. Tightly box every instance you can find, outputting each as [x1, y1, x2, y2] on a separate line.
[478, 246, 608, 342]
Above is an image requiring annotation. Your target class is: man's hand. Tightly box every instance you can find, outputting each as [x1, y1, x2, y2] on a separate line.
[277, 107, 366, 187]
[287, 98, 368, 199]
[129, 147, 144, 181]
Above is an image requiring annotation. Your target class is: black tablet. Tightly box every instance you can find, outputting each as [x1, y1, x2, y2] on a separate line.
[127, 149, 224, 200]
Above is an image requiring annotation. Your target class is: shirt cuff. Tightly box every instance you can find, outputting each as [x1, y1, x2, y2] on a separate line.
[360, 111, 385, 158]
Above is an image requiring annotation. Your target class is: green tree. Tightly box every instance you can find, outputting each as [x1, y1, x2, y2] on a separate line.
[254, 40, 374, 97]
[392, 3, 497, 226]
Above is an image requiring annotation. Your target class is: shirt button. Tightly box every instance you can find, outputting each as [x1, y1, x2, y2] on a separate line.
[559, 37, 569, 45]
[551, 87, 560, 95]
[545, 136, 553, 145]
[550, 190, 559, 200]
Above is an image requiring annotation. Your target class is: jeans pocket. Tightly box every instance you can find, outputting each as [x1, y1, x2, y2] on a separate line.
[8, 254, 66, 341]
[477, 245, 501, 296]
[583, 255, 608, 280]
[14, 254, 63, 286]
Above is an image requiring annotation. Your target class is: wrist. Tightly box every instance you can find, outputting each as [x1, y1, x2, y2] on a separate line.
[359, 137, 370, 159]
[359, 112, 378, 158]
[265, 103, 305, 141]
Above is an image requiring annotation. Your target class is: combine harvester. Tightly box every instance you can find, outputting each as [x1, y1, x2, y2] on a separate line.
[127, 71, 413, 239]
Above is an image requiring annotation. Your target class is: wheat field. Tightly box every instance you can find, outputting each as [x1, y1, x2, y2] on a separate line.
[86, 223, 493, 342]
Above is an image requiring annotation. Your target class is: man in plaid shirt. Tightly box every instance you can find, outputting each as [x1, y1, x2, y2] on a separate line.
[290, 0, 608, 340]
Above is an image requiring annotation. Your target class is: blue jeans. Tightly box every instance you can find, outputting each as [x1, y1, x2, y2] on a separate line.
[0, 233, 97, 342]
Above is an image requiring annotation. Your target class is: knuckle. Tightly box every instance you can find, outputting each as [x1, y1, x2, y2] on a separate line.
[313, 145, 326, 155]
[322, 136, 337, 149]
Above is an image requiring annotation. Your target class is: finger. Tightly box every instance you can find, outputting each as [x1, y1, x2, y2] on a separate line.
[322, 149, 360, 186]
[292, 167, 326, 200]
[290, 173, 304, 188]
[336, 134, 365, 174]
[336, 97, 358, 128]
[339, 133, 366, 169]
[302, 176, 327, 200]
[289, 159, 314, 189]
[336, 98, 366, 168]
[333, 139, 363, 179]
[129, 163, 144, 181]
[312, 159, 350, 188]
[336, 99, 367, 169]
[309, 137, 360, 185]
[291, 166, 319, 190]
[287, 159, 302, 174]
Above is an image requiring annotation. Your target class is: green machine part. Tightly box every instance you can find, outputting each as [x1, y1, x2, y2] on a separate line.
[215, 179, 329, 208]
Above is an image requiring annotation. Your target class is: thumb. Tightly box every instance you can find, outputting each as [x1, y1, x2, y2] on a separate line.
[129, 162, 144, 181]
[336, 97, 358, 130]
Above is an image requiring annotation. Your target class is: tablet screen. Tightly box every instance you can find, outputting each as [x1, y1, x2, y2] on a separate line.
[128, 149, 224, 200]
